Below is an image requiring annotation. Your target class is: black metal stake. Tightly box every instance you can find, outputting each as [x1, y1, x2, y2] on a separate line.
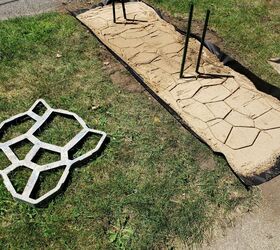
[196, 9, 210, 74]
[180, 4, 194, 78]
[121, 0, 127, 20]
[112, 0, 116, 23]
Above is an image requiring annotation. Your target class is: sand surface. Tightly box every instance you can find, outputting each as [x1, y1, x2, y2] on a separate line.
[77, 2, 280, 183]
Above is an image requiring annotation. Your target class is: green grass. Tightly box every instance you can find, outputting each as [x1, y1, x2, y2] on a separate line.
[11, 139, 34, 161]
[148, 0, 280, 87]
[35, 114, 83, 146]
[0, 149, 11, 170]
[8, 166, 32, 194]
[0, 117, 35, 143]
[32, 148, 61, 165]
[0, 13, 256, 249]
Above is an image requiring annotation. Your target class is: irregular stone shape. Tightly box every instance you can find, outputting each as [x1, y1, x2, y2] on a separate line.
[255, 109, 280, 130]
[170, 81, 201, 100]
[108, 36, 143, 48]
[199, 78, 226, 87]
[206, 102, 232, 119]
[131, 52, 159, 65]
[152, 59, 180, 74]
[177, 98, 195, 107]
[161, 43, 183, 54]
[179, 100, 215, 122]
[226, 89, 272, 118]
[194, 85, 232, 103]
[209, 119, 232, 143]
[148, 68, 176, 91]
[226, 127, 259, 149]
[227, 129, 280, 178]
[223, 77, 240, 92]
[262, 97, 280, 112]
[170, 54, 186, 64]
[225, 87, 258, 108]
[0, 99, 107, 206]
[120, 29, 151, 39]
[225, 111, 254, 127]
[126, 45, 156, 60]
[243, 98, 271, 119]
[102, 25, 128, 36]
[87, 17, 108, 30]
[78, 2, 280, 184]
[147, 32, 175, 48]
[126, 47, 141, 60]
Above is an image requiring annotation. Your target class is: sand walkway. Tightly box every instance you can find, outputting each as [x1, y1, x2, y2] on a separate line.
[77, 2, 280, 185]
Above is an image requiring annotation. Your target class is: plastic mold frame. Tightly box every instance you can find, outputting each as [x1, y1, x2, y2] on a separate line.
[0, 99, 107, 206]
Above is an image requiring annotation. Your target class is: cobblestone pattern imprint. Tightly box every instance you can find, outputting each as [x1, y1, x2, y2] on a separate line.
[0, 99, 107, 205]
[78, 2, 280, 183]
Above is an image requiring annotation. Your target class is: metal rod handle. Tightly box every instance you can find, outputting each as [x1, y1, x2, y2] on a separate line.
[121, 0, 127, 20]
[196, 9, 210, 74]
[180, 4, 194, 78]
[112, 0, 116, 23]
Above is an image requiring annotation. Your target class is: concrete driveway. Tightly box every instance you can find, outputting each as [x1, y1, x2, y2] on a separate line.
[0, 0, 62, 20]
[201, 177, 280, 250]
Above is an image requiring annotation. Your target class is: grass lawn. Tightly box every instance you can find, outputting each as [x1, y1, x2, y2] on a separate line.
[149, 0, 280, 87]
[0, 12, 256, 249]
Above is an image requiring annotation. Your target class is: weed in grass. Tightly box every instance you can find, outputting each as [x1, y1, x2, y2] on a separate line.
[108, 217, 134, 249]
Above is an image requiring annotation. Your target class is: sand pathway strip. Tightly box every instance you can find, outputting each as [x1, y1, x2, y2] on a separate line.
[77, 2, 280, 185]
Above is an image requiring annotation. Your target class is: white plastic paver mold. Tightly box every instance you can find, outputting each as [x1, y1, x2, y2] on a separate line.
[0, 99, 107, 206]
